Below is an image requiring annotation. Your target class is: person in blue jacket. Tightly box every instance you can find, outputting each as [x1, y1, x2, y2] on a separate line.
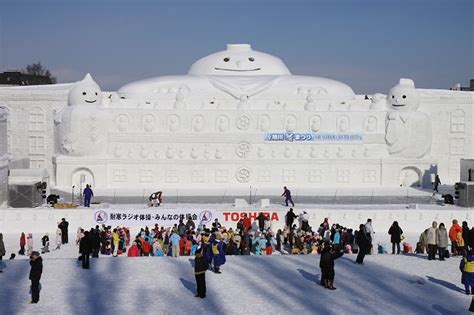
[210, 233, 226, 273]
[83, 184, 94, 207]
[169, 229, 181, 258]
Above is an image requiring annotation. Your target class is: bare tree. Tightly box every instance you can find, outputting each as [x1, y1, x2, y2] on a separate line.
[22, 62, 57, 83]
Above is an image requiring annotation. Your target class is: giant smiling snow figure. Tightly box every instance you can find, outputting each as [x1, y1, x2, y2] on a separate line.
[118, 44, 355, 105]
[57, 74, 109, 156]
[385, 78, 432, 158]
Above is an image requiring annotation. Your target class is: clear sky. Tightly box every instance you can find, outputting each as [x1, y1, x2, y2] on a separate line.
[0, 0, 472, 94]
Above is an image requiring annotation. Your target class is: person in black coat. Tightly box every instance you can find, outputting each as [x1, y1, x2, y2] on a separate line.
[285, 208, 298, 228]
[194, 248, 209, 298]
[257, 213, 267, 232]
[29, 251, 43, 303]
[319, 241, 343, 290]
[388, 221, 403, 255]
[79, 231, 92, 269]
[355, 224, 369, 264]
[89, 228, 100, 258]
[58, 218, 69, 244]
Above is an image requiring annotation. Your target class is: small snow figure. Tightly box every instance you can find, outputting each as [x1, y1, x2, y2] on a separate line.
[319, 241, 343, 290]
[29, 251, 43, 303]
[194, 247, 209, 299]
[460, 250, 474, 295]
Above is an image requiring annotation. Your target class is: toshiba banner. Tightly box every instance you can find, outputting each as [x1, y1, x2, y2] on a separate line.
[219, 210, 285, 224]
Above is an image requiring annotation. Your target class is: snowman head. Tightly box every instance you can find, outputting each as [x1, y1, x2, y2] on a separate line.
[387, 78, 420, 112]
[188, 44, 291, 76]
[67, 73, 102, 106]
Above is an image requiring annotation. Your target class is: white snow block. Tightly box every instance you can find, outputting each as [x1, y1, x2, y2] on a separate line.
[234, 198, 248, 207]
[259, 199, 270, 208]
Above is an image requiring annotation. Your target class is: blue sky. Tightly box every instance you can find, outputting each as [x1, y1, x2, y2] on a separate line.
[0, 0, 472, 93]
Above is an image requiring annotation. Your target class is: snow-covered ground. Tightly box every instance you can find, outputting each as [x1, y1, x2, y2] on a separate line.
[0, 232, 473, 315]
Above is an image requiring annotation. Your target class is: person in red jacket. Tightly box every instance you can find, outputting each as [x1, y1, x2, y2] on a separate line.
[242, 214, 252, 232]
[19, 232, 26, 255]
[141, 240, 151, 256]
[127, 244, 140, 257]
[449, 219, 463, 256]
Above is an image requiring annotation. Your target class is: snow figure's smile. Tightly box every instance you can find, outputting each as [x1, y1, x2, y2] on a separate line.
[214, 67, 261, 72]
[392, 104, 405, 107]
[85, 100, 97, 103]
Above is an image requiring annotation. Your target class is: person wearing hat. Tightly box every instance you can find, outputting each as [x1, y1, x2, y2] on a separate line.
[58, 218, 69, 244]
[194, 247, 209, 298]
[29, 251, 43, 303]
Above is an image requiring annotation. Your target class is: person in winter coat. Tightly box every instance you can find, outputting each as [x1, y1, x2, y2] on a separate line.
[0, 233, 5, 265]
[210, 233, 226, 273]
[178, 220, 186, 236]
[58, 218, 69, 244]
[79, 231, 92, 269]
[29, 251, 43, 303]
[320, 241, 344, 290]
[450, 219, 463, 256]
[416, 229, 428, 254]
[285, 208, 298, 229]
[127, 244, 140, 257]
[26, 233, 34, 257]
[365, 219, 375, 253]
[264, 217, 272, 233]
[436, 223, 449, 261]
[257, 213, 267, 232]
[170, 230, 181, 257]
[19, 232, 26, 255]
[388, 221, 403, 255]
[194, 247, 209, 298]
[460, 250, 474, 294]
[83, 184, 94, 207]
[41, 233, 49, 254]
[112, 229, 120, 257]
[355, 224, 369, 264]
[54, 229, 62, 250]
[427, 221, 438, 260]
[462, 221, 470, 252]
[186, 218, 196, 232]
[281, 186, 295, 207]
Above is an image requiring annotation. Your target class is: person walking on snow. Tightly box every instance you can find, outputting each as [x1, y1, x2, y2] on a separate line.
[281, 186, 295, 207]
[83, 184, 94, 207]
[436, 223, 448, 261]
[355, 224, 370, 264]
[427, 221, 438, 260]
[79, 231, 92, 269]
[365, 219, 375, 253]
[29, 251, 43, 303]
[433, 175, 441, 193]
[320, 240, 344, 290]
[388, 221, 403, 255]
[19, 232, 26, 255]
[194, 247, 209, 298]
[58, 218, 69, 244]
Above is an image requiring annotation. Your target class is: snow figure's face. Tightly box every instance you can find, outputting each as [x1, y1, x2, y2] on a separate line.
[387, 78, 420, 112]
[68, 74, 102, 106]
[188, 44, 291, 76]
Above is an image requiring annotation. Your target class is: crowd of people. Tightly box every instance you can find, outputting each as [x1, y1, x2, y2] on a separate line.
[1, 210, 474, 302]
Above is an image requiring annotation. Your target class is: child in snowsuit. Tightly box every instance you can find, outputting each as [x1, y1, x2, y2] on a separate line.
[319, 241, 344, 290]
[460, 250, 474, 294]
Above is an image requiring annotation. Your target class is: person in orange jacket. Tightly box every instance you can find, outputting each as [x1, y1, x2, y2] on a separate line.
[449, 219, 463, 256]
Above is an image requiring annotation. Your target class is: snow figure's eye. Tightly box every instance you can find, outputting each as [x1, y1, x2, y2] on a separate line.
[82, 92, 87, 95]
[223, 57, 230, 62]
[95, 92, 98, 96]
[391, 95, 395, 99]
[249, 57, 255, 62]
[402, 95, 406, 99]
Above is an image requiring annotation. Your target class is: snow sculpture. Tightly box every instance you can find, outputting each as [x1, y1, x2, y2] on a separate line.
[118, 44, 354, 104]
[57, 74, 108, 156]
[385, 79, 432, 158]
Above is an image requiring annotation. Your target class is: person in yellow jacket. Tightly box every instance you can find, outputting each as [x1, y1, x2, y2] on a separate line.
[460, 250, 474, 295]
[112, 229, 120, 257]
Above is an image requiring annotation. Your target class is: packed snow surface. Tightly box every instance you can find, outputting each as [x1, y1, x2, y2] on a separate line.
[0, 233, 472, 315]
